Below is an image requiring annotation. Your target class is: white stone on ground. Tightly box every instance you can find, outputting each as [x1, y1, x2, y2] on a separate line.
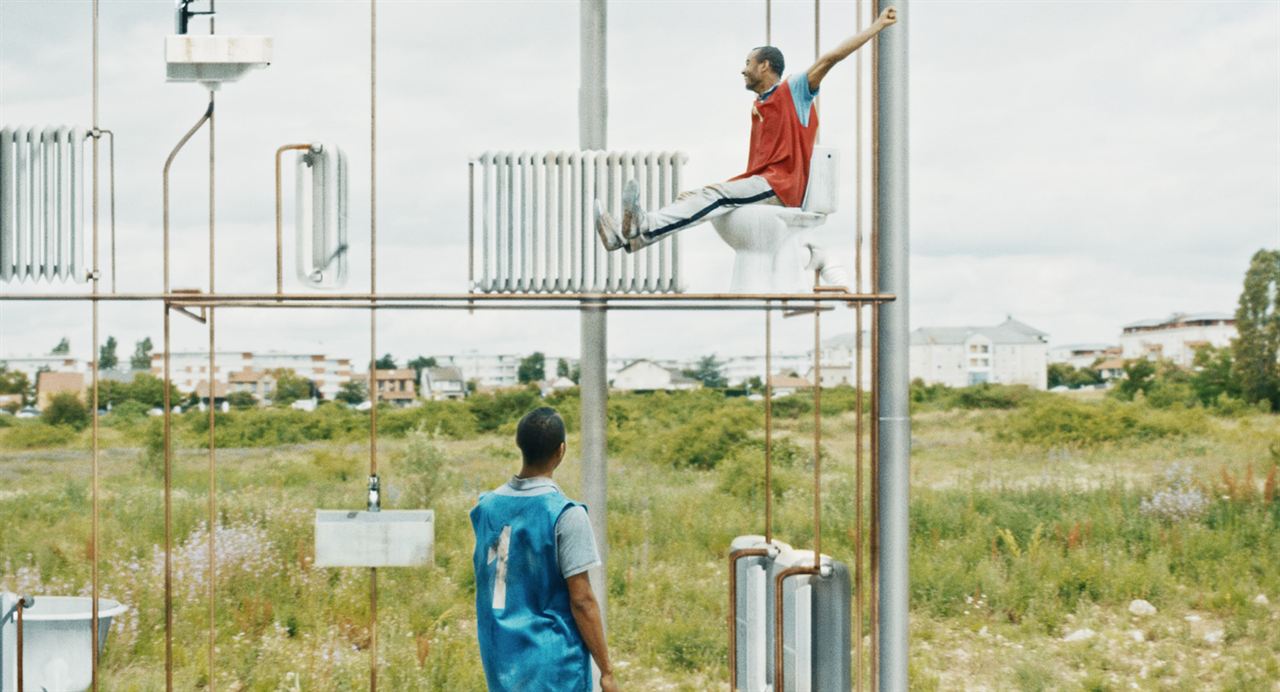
[1128, 599, 1157, 616]
[1204, 629, 1225, 645]
[1128, 629, 1145, 643]
[1063, 628, 1096, 642]
[1253, 594, 1270, 607]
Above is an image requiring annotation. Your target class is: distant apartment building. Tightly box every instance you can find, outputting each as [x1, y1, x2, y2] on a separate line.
[1119, 312, 1236, 367]
[433, 352, 520, 388]
[1, 355, 86, 380]
[1048, 343, 1119, 369]
[720, 353, 814, 386]
[151, 351, 353, 400]
[910, 317, 1049, 390]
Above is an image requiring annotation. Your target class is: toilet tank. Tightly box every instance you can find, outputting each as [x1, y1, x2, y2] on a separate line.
[801, 147, 838, 214]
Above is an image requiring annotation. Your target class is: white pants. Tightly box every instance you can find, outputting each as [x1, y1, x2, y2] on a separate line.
[641, 175, 779, 240]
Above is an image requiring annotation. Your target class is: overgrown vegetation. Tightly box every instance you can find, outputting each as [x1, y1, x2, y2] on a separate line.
[1, 383, 1277, 689]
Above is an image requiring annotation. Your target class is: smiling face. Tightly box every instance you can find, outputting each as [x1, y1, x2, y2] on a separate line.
[741, 50, 775, 94]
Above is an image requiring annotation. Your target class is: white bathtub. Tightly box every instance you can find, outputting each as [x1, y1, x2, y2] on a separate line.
[1, 593, 127, 692]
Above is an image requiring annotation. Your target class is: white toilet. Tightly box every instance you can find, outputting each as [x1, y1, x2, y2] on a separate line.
[711, 146, 847, 293]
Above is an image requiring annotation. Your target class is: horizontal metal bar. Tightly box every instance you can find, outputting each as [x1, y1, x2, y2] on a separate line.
[0, 290, 896, 304]
[155, 300, 887, 312]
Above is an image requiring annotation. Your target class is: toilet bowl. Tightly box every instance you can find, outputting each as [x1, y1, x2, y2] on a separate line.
[712, 147, 843, 293]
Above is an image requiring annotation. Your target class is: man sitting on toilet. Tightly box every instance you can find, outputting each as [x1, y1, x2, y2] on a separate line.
[595, 6, 897, 253]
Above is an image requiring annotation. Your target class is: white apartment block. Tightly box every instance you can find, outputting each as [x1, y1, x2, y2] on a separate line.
[1119, 312, 1236, 367]
[910, 317, 1049, 390]
[151, 351, 354, 400]
[433, 352, 521, 388]
[0, 355, 87, 379]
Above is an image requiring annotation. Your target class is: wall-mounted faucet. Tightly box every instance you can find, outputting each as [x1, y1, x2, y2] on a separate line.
[175, 0, 215, 35]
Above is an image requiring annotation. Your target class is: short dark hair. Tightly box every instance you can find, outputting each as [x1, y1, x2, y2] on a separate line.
[753, 46, 785, 77]
[516, 407, 566, 467]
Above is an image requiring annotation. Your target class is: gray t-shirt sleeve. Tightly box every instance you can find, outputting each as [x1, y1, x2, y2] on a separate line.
[555, 505, 601, 579]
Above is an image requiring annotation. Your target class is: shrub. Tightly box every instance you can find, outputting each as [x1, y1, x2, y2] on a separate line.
[378, 402, 476, 439]
[954, 383, 1038, 410]
[717, 443, 797, 502]
[227, 391, 258, 410]
[108, 399, 150, 421]
[468, 387, 541, 432]
[656, 405, 756, 469]
[42, 392, 90, 430]
[2, 422, 77, 449]
[396, 430, 447, 507]
[769, 394, 812, 419]
[998, 397, 1206, 447]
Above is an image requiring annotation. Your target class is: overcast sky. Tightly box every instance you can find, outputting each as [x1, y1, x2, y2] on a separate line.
[1, 0, 1277, 365]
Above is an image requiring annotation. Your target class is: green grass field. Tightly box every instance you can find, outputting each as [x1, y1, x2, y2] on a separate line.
[2, 389, 1278, 690]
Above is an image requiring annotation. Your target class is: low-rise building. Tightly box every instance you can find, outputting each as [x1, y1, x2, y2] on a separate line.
[374, 368, 417, 406]
[910, 317, 1049, 390]
[227, 369, 275, 402]
[421, 366, 467, 401]
[768, 373, 812, 397]
[1048, 343, 1119, 369]
[1119, 312, 1236, 367]
[611, 360, 700, 392]
[36, 371, 85, 408]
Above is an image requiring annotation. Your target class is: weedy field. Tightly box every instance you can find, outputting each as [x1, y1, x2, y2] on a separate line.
[1, 386, 1278, 690]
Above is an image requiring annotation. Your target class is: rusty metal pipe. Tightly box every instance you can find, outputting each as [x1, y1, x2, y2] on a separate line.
[207, 89, 218, 691]
[773, 566, 821, 692]
[869, 27, 882, 688]
[163, 102, 213, 293]
[162, 301, 878, 313]
[0, 290, 896, 304]
[16, 595, 31, 692]
[163, 305, 173, 691]
[813, 289, 822, 568]
[854, 0, 865, 686]
[274, 143, 311, 296]
[369, 2, 379, 688]
[727, 546, 770, 690]
[765, 303, 773, 544]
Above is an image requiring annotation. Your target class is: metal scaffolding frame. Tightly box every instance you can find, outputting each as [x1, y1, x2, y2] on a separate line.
[0, 0, 908, 689]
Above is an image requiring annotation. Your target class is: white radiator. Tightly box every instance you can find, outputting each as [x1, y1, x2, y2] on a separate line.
[294, 143, 348, 289]
[0, 126, 88, 284]
[470, 150, 686, 294]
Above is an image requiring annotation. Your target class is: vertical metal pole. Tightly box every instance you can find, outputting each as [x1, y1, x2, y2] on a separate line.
[368, 2, 380, 689]
[579, 3, 608, 690]
[90, 1, 101, 688]
[875, 1, 909, 689]
[206, 88, 217, 692]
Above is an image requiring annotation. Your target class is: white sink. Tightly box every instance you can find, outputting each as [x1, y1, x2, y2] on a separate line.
[166, 35, 272, 89]
[314, 510, 436, 568]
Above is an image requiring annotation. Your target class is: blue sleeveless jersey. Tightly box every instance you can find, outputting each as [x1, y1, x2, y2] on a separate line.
[471, 489, 592, 691]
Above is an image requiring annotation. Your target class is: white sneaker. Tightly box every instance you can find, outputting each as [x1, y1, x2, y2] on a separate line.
[594, 200, 626, 252]
[621, 180, 646, 239]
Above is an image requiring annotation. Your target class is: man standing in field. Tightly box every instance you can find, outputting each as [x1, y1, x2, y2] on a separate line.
[470, 407, 617, 691]
[596, 6, 898, 253]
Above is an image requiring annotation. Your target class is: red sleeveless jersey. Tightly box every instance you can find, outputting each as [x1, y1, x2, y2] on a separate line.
[730, 79, 819, 208]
